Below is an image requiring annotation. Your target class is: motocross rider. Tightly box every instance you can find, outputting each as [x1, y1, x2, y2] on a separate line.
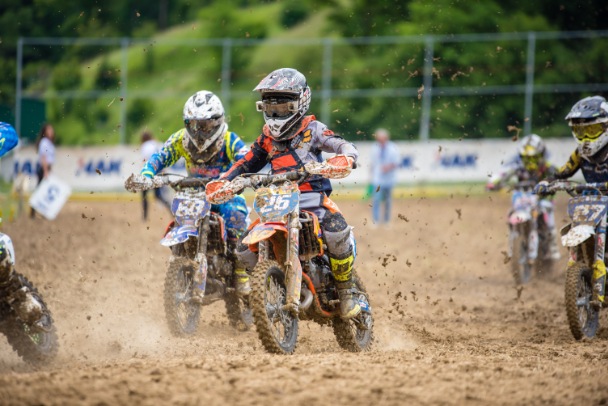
[487, 133, 561, 262]
[138, 90, 251, 299]
[535, 95, 608, 308]
[208, 68, 362, 319]
[0, 122, 47, 327]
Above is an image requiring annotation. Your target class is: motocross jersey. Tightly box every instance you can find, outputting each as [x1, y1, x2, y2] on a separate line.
[554, 145, 608, 183]
[141, 129, 248, 179]
[491, 157, 557, 187]
[221, 115, 359, 195]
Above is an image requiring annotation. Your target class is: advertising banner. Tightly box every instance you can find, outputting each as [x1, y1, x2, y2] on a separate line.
[10, 139, 578, 192]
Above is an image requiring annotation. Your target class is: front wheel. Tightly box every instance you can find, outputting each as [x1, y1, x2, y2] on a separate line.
[332, 273, 374, 352]
[511, 229, 532, 285]
[0, 274, 58, 365]
[565, 262, 599, 340]
[163, 257, 201, 336]
[251, 260, 298, 354]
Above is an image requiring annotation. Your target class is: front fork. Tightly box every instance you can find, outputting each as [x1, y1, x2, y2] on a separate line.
[508, 219, 539, 261]
[194, 216, 210, 298]
[593, 217, 607, 304]
[283, 212, 303, 314]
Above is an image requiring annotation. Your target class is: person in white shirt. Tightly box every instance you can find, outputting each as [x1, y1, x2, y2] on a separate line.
[140, 131, 171, 221]
[369, 128, 401, 227]
[30, 123, 56, 219]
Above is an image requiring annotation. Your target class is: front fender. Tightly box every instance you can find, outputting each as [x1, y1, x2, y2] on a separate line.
[160, 224, 198, 247]
[508, 210, 532, 225]
[242, 223, 288, 245]
[561, 224, 595, 247]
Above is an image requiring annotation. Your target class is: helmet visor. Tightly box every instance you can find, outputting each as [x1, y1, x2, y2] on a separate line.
[185, 118, 222, 141]
[256, 100, 298, 118]
[571, 123, 605, 142]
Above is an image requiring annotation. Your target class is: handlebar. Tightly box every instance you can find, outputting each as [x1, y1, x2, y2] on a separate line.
[536, 180, 608, 196]
[169, 177, 211, 190]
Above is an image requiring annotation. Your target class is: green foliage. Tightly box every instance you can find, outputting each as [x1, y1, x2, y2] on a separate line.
[4, 0, 608, 144]
[95, 59, 120, 90]
[281, 0, 310, 28]
[51, 60, 82, 91]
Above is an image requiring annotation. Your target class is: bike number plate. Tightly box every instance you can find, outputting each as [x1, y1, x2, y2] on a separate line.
[254, 189, 299, 221]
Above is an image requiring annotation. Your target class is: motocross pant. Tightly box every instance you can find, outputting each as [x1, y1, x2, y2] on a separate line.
[211, 195, 250, 294]
[0, 234, 45, 324]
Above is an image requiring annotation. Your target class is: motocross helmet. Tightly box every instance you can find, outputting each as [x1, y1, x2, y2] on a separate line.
[182, 90, 227, 162]
[254, 68, 311, 141]
[565, 95, 608, 158]
[518, 134, 546, 171]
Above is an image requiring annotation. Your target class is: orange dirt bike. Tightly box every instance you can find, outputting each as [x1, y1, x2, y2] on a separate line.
[125, 174, 252, 336]
[206, 156, 374, 354]
[0, 233, 58, 365]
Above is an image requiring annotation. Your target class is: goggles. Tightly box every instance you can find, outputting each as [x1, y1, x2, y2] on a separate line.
[256, 100, 298, 118]
[571, 122, 606, 142]
[185, 117, 222, 140]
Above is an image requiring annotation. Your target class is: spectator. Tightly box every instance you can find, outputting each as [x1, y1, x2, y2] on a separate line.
[30, 123, 56, 219]
[369, 128, 401, 227]
[140, 131, 171, 221]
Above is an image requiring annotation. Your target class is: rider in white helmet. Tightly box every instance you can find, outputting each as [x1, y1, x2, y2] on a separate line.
[536, 95, 608, 307]
[487, 134, 561, 262]
[140, 90, 251, 299]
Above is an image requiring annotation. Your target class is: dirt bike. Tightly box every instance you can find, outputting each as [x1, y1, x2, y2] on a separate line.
[125, 174, 252, 336]
[507, 181, 555, 284]
[536, 180, 608, 340]
[0, 233, 58, 365]
[206, 156, 374, 355]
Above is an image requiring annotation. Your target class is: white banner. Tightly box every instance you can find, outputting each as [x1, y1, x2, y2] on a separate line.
[9, 138, 578, 192]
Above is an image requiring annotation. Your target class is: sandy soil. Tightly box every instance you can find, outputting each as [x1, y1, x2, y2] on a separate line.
[0, 191, 606, 405]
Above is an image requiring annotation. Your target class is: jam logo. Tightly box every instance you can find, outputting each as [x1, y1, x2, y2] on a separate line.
[435, 152, 477, 168]
[76, 158, 122, 176]
[13, 159, 39, 175]
[401, 155, 414, 169]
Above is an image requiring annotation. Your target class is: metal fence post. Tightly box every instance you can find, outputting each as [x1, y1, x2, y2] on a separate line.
[523, 31, 536, 136]
[221, 38, 233, 115]
[320, 38, 333, 126]
[119, 37, 129, 144]
[15, 38, 23, 137]
[419, 36, 434, 141]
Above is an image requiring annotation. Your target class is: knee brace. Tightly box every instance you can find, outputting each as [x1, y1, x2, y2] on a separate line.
[322, 212, 352, 258]
[235, 233, 258, 271]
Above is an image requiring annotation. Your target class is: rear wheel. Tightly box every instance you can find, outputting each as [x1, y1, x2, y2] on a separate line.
[0, 274, 58, 365]
[565, 262, 599, 340]
[511, 230, 532, 285]
[251, 260, 298, 354]
[333, 273, 374, 352]
[163, 257, 200, 336]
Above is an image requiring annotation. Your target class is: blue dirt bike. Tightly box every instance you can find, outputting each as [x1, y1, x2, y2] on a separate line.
[125, 174, 252, 336]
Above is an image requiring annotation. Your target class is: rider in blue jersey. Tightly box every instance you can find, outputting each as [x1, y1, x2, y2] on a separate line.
[139, 91, 252, 298]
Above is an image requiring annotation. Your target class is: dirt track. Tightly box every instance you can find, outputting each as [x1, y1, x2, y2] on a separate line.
[0, 192, 607, 405]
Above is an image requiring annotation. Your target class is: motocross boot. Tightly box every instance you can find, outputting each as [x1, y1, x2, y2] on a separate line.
[234, 268, 251, 297]
[544, 229, 561, 260]
[329, 251, 361, 319]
